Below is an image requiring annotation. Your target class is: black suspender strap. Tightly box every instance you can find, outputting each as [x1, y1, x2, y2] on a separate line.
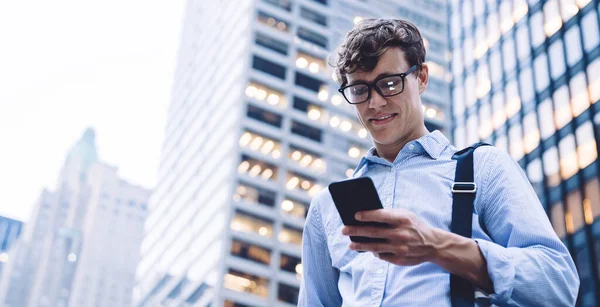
[450, 142, 490, 307]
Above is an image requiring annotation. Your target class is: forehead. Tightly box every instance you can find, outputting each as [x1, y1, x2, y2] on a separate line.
[346, 48, 410, 83]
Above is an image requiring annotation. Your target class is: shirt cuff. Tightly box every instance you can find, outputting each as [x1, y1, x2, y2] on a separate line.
[474, 238, 515, 304]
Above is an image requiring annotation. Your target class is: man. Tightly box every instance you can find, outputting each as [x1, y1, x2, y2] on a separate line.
[298, 18, 579, 306]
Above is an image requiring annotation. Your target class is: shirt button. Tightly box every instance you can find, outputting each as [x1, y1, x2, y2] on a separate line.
[408, 144, 415, 150]
[376, 268, 384, 274]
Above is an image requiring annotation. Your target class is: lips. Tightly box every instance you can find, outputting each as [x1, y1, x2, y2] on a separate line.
[369, 113, 397, 125]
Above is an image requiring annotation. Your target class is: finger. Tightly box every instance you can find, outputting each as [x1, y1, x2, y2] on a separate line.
[349, 242, 393, 253]
[342, 226, 397, 238]
[355, 208, 411, 224]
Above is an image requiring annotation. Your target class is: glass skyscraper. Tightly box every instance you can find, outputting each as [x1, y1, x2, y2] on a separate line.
[134, 0, 450, 306]
[448, 0, 600, 305]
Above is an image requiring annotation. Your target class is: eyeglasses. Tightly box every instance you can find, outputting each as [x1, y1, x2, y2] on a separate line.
[338, 65, 418, 104]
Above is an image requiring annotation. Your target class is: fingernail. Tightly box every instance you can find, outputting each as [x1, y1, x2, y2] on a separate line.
[355, 213, 361, 220]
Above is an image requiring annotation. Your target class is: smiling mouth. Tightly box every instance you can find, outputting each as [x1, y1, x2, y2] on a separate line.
[369, 113, 397, 124]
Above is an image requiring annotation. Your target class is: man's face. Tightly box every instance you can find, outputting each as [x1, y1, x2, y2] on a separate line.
[345, 48, 428, 147]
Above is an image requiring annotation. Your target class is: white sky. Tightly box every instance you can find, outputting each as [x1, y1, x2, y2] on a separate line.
[0, 0, 186, 221]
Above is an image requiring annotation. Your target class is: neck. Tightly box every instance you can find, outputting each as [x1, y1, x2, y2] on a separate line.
[374, 125, 430, 162]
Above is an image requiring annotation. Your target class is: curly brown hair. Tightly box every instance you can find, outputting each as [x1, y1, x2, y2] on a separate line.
[331, 18, 426, 86]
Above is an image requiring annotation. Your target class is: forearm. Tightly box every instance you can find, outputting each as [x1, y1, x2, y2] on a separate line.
[430, 229, 493, 293]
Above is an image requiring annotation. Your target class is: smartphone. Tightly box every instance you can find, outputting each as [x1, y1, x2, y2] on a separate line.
[328, 177, 388, 243]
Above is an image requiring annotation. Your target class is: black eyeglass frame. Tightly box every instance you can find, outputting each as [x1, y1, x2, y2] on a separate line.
[337, 64, 419, 105]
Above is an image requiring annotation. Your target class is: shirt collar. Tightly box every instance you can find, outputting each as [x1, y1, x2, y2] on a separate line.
[352, 130, 449, 175]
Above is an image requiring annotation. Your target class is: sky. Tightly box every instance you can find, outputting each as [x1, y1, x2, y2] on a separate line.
[0, 0, 186, 222]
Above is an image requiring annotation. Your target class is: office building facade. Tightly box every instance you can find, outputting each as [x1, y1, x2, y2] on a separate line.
[0, 216, 23, 285]
[0, 129, 150, 307]
[135, 0, 449, 306]
[448, 0, 600, 305]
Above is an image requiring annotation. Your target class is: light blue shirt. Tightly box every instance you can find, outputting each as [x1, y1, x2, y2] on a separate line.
[298, 130, 579, 306]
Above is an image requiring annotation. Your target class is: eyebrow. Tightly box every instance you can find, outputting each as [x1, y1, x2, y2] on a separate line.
[347, 71, 399, 86]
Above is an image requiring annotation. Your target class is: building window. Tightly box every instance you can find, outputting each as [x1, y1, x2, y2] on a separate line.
[462, 0, 473, 29]
[285, 171, 321, 196]
[550, 202, 567, 238]
[492, 92, 506, 129]
[509, 123, 524, 161]
[246, 81, 287, 108]
[566, 190, 585, 234]
[237, 155, 278, 181]
[296, 51, 327, 74]
[543, 146, 561, 187]
[576, 122, 597, 170]
[255, 32, 288, 55]
[559, 134, 579, 180]
[553, 85, 572, 130]
[516, 23, 531, 62]
[538, 98, 556, 139]
[519, 66, 535, 103]
[279, 225, 303, 246]
[530, 11, 546, 47]
[278, 283, 300, 305]
[224, 301, 252, 307]
[543, 0, 562, 37]
[559, 0, 579, 21]
[293, 96, 328, 124]
[295, 72, 324, 93]
[263, 0, 291, 11]
[463, 37, 474, 69]
[505, 80, 521, 119]
[252, 55, 286, 79]
[534, 53, 550, 93]
[452, 46, 464, 76]
[584, 179, 600, 224]
[280, 253, 302, 275]
[257, 11, 290, 32]
[300, 7, 327, 26]
[247, 105, 283, 128]
[452, 85, 465, 117]
[291, 120, 322, 142]
[475, 64, 490, 99]
[570, 72, 590, 117]
[454, 125, 466, 149]
[565, 25, 582, 68]
[230, 240, 271, 265]
[223, 269, 269, 297]
[280, 198, 308, 219]
[230, 211, 274, 238]
[233, 182, 277, 207]
[479, 99, 493, 139]
[502, 37, 516, 74]
[523, 112, 540, 153]
[499, 0, 515, 33]
[548, 41, 566, 81]
[582, 11, 600, 52]
[527, 158, 545, 197]
[487, 10, 501, 47]
[297, 27, 328, 49]
[239, 130, 281, 159]
[588, 58, 600, 103]
[466, 114, 479, 145]
[288, 145, 326, 173]
[495, 134, 508, 152]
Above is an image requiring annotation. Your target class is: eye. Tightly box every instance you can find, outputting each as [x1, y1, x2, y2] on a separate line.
[350, 86, 368, 95]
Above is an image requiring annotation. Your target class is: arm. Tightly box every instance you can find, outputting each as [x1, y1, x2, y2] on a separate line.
[298, 202, 342, 306]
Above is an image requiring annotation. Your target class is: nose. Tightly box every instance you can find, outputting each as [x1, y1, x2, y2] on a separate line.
[368, 87, 387, 109]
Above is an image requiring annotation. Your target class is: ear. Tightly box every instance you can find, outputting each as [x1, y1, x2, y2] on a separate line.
[417, 63, 429, 95]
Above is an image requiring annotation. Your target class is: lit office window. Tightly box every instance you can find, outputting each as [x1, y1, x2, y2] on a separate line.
[280, 198, 308, 219]
[257, 11, 290, 33]
[495, 134, 508, 152]
[233, 182, 276, 207]
[453, 85, 465, 116]
[548, 40, 566, 81]
[505, 80, 521, 119]
[426, 61, 446, 78]
[527, 158, 545, 196]
[230, 211, 274, 238]
[465, 75, 476, 107]
[452, 46, 464, 76]
[519, 66, 535, 103]
[492, 92, 507, 129]
[462, 0, 473, 29]
[530, 11, 546, 47]
[576, 122, 597, 169]
[509, 123, 524, 161]
[587, 58, 600, 103]
[544, 0, 562, 37]
[423, 104, 445, 121]
[246, 82, 287, 108]
[538, 98, 556, 139]
[230, 240, 271, 265]
[570, 73, 590, 117]
[479, 100, 493, 139]
[293, 96, 327, 123]
[278, 283, 300, 305]
[559, 0, 579, 21]
[565, 25, 583, 68]
[559, 134, 579, 180]
[513, 0, 529, 22]
[553, 86, 572, 129]
[516, 23, 531, 61]
[466, 115, 479, 145]
[296, 51, 326, 74]
[279, 225, 303, 246]
[582, 11, 600, 52]
[487, 11, 501, 47]
[454, 125, 466, 149]
[502, 37, 517, 74]
[223, 269, 269, 297]
[464, 37, 474, 69]
[451, 9, 461, 40]
[473, 0, 485, 19]
[566, 190, 585, 234]
[543, 146, 561, 187]
[490, 48, 503, 85]
[584, 179, 600, 223]
[476, 63, 491, 99]
[238, 155, 278, 181]
[500, 1, 515, 33]
[576, 0, 592, 7]
[224, 301, 251, 307]
[474, 27, 488, 60]
[551, 202, 567, 238]
[239, 131, 281, 159]
[522, 112, 540, 154]
[285, 172, 321, 196]
[280, 254, 302, 275]
[328, 113, 363, 136]
[288, 146, 326, 173]
[534, 53, 550, 93]
[347, 144, 367, 160]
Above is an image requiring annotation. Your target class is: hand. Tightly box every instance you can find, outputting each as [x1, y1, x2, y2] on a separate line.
[341, 208, 441, 266]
